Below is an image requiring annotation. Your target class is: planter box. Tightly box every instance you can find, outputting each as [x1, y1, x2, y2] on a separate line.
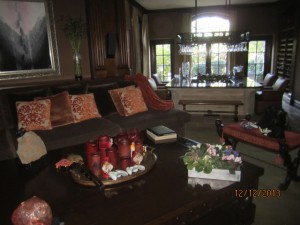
[188, 168, 241, 182]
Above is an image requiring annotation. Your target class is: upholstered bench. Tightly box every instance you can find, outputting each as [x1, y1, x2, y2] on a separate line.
[215, 119, 300, 190]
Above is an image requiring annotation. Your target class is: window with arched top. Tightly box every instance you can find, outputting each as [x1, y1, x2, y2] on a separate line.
[191, 16, 230, 33]
[192, 16, 230, 76]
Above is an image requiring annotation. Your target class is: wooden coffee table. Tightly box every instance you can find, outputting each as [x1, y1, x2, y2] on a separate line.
[0, 138, 264, 225]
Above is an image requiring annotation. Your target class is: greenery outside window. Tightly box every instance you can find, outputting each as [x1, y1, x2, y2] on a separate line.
[247, 40, 266, 82]
[150, 40, 174, 82]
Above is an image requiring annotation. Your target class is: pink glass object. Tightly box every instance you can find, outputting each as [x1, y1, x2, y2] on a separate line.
[107, 146, 118, 168]
[118, 139, 131, 158]
[11, 196, 53, 225]
[98, 135, 111, 149]
[90, 153, 101, 177]
[120, 157, 131, 170]
[86, 140, 98, 170]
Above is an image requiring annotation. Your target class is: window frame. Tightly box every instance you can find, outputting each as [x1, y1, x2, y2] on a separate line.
[245, 35, 273, 80]
[191, 16, 230, 76]
[150, 39, 174, 81]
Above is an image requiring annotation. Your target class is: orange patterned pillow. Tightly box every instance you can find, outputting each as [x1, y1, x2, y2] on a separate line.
[69, 93, 101, 123]
[109, 86, 135, 116]
[119, 87, 148, 116]
[16, 100, 52, 131]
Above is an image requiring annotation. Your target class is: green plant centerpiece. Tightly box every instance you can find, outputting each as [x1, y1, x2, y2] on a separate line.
[182, 143, 242, 181]
[61, 16, 87, 80]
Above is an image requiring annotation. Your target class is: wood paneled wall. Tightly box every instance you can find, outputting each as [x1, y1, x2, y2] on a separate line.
[86, 0, 131, 78]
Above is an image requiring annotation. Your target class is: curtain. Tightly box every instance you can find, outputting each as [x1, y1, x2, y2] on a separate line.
[142, 14, 150, 77]
[131, 7, 141, 74]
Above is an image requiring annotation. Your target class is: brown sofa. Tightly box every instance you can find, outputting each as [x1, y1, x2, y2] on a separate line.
[0, 78, 191, 161]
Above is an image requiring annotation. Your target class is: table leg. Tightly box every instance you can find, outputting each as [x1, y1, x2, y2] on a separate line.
[234, 105, 239, 121]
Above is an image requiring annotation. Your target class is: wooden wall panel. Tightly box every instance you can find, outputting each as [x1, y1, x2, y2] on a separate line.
[86, 0, 130, 78]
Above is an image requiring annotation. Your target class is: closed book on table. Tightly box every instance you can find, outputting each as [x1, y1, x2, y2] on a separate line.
[146, 126, 177, 144]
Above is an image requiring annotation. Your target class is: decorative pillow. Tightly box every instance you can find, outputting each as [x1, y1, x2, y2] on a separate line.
[35, 91, 75, 127]
[119, 87, 148, 116]
[108, 86, 135, 116]
[69, 93, 101, 123]
[16, 100, 52, 131]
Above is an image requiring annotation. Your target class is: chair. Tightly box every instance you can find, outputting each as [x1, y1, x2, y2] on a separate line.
[255, 76, 288, 114]
[148, 77, 171, 100]
[262, 73, 278, 87]
[151, 74, 168, 87]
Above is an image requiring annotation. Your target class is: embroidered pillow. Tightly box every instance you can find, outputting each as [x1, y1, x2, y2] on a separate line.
[119, 87, 148, 116]
[16, 100, 52, 131]
[108, 86, 135, 116]
[69, 93, 101, 123]
[35, 91, 75, 127]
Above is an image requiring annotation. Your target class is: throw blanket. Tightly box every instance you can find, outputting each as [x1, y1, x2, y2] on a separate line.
[124, 73, 174, 111]
[17, 131, 47, 164]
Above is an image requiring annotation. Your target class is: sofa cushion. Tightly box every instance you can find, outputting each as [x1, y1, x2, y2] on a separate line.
[16, 99, 52, 131]
[34, 118, 121, 151]
[69, 93, 101, 123]
[35, 91, 75, 127]
[87, 83, 119, 116]
[104, 109, 191, 134]
[118, 87, 148, 116]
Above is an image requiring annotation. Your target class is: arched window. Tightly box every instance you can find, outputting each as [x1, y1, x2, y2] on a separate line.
[192, 16, 230, 76]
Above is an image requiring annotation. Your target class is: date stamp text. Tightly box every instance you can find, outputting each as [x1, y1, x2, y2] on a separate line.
[234, 189, 281, 198]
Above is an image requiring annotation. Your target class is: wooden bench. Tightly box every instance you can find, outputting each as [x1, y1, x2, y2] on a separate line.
[178, 100, 243, 121]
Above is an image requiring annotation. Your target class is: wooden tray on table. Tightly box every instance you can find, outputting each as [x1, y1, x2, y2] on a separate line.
[70, 151, 157, 187]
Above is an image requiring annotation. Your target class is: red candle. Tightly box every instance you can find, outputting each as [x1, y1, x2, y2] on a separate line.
[118, 139, 131, 158]
[107, 146, 118, 169]
[98, 135, 111, 148]
[135, 140, 143, 154]
[86, 140, 98, 170]
[120, 157, 131, 170]
[99, 147, 107, 166]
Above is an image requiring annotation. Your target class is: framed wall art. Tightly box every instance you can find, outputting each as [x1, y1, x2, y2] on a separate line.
[0, 0, 60, 80]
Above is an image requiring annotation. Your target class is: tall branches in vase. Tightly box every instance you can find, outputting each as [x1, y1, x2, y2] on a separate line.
[61, 16, 87, 80]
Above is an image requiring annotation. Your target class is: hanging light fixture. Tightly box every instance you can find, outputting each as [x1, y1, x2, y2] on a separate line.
[177, 0, 250, 55]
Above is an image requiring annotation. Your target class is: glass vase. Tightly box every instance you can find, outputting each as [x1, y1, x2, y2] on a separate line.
[73, 51, 83, 80]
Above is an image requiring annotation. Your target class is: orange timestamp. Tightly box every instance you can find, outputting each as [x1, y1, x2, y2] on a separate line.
[234, 189, 281, 198]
